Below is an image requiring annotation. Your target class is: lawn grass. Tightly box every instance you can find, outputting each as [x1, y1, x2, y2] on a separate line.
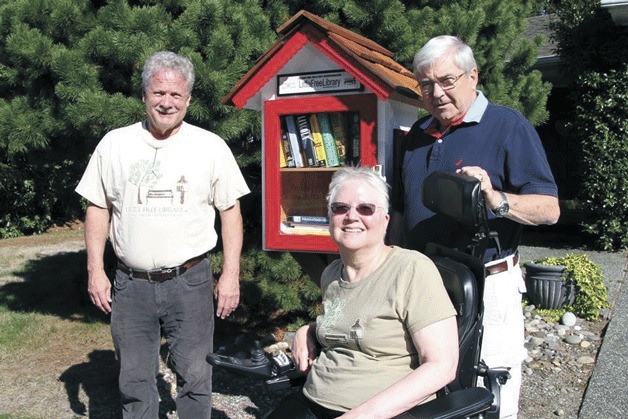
[0, 227, 119, 417]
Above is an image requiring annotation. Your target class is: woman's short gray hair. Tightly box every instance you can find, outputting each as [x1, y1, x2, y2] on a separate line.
[413, 35, 477, 76]
[327, 167, 390, 214]
[142, 51, 195, 94]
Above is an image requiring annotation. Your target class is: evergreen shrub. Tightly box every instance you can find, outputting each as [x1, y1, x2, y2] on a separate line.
[573, 67, 628, 251]
[211, 249, 321, 332]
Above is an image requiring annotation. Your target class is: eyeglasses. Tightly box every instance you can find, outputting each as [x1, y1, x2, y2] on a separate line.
[330, 202, 382, 216]
[419, 72, 466, 95]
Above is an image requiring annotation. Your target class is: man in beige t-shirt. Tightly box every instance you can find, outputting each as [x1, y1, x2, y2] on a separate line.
[75, 51, 249, 418]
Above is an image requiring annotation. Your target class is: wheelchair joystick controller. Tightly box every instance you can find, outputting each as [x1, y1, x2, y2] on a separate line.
[250, 340, 266, 363]
[206, 339, 295, 379]
[206, 339, 273, 378]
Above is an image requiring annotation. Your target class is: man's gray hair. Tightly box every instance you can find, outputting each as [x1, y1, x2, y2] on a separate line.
[327, 166, 390, 214]
[413, 35, 477, 76]
[142, 51, 195, 94]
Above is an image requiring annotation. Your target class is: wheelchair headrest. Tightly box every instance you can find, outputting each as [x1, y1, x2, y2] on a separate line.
[422, 171, 486, 228]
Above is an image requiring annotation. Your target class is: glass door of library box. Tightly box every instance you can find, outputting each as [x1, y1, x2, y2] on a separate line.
[263, 93, 378, 252]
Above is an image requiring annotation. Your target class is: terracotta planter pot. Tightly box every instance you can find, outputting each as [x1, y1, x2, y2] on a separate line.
[524, 262, 577, 309]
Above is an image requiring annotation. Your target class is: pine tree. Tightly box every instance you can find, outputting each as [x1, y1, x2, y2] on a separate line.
[0, 0, 276, 237]
[0, 0, 558, 323]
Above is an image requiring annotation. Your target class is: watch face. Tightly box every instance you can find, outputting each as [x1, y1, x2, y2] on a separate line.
[494, 192, 509, 217]
[496, 202, 509, 216]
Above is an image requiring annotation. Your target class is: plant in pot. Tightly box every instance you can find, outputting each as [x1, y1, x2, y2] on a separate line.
[524, 253, 610, 320]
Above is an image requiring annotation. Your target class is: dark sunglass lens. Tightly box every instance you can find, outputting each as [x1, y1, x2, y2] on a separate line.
[356, 204, 376, 216]
[331, 203, 350, 214]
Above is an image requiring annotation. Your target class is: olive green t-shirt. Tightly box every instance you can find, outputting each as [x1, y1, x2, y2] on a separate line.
[303, 246, 456, 411]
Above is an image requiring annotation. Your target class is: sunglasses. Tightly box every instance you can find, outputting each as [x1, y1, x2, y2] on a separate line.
[330, 202, 381, 216]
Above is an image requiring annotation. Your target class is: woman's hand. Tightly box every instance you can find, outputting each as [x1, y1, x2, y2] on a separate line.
[291, 323, 320, 374]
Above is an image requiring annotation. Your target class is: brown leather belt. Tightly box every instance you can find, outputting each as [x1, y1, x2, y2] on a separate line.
[485, 253, 519, 277]
[118, 253, 207, 283]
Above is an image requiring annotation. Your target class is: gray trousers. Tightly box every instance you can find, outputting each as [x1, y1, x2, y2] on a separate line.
[111, 258, 214, 419]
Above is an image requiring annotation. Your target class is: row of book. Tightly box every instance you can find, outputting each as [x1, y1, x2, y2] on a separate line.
[280, 215, 330, 236]
[280, 112, 361, 168]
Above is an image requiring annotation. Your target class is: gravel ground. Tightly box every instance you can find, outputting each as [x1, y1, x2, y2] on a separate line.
[156, 305, 606, 419]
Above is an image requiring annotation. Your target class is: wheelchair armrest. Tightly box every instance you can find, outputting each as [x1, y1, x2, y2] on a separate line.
[265, 372, 307, 391]
[398, 387, 494, 419]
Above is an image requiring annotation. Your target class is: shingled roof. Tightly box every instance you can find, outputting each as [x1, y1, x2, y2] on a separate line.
[221, 10, 422, 109]
[523, 14, 557, 59]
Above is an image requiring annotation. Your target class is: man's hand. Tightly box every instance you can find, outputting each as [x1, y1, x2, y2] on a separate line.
[216, 201, 244, 319]
[214, 273, 240, 319]
[88, 269, 112, 313]
[85, 204, 112, 314]
[456, 166, 503, 209]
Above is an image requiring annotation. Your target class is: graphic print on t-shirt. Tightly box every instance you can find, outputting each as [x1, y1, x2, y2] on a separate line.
[127, 159, 189, 208]
[130, 159, 164, 204]
[317, 298, 365, 349]
[176, 175, 188, 204]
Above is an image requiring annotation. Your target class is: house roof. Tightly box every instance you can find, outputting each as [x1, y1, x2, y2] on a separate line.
[601, 0, 628, 25]
[221, 10, 422, 109]
[523, 14, 557, 59]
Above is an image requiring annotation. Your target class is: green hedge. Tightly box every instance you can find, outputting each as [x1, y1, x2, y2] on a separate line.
[574, 67, 628, 251]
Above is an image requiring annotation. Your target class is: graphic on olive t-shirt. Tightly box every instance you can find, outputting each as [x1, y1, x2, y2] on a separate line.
[349, 319, 363, 340]
[319, 298, 346, 336]
[318, 297, 365, 349]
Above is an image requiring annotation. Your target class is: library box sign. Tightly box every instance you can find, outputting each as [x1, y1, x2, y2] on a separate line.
[277, 70, 363, 96]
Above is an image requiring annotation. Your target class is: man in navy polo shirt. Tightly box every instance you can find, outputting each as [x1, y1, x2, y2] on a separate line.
[391, 35, 560, 418]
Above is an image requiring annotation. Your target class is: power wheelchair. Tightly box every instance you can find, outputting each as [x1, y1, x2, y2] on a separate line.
[207, 170, 511, 418]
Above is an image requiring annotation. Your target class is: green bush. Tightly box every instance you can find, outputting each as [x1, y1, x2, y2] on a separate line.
[573, 67, 628, 251]
[535, 254, 609, 320]
[211, 248, 321, 331]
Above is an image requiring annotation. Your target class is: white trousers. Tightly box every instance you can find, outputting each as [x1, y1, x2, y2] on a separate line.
[479, 256, 526, 419]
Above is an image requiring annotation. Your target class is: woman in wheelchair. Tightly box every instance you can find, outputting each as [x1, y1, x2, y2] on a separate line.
[265, 167, 459, 419]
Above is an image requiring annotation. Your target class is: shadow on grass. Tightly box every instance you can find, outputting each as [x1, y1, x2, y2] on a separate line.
[0, 248, 111, 323]
[0, 247, 290, 416]
[59, 349, 122, 418]
[59, 349, 179, 419]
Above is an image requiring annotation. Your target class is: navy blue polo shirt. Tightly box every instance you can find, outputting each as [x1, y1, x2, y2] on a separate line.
[397, 91, 558, 262]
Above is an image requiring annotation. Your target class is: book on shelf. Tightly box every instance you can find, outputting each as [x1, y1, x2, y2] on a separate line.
[283, 115, 304, 167]
[345, 111, 361, 166]
[281, 129, 296, 168]
[287, 215, 329, 225]
[329, 112, 348, 164]
[308, 114, 328, 167]
[279, 137, 287, 168]
[295, 114, 320, 167]
[315, 113, 340, 167]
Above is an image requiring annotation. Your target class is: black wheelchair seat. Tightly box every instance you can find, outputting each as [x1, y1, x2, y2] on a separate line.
[432, 255, 482, 392]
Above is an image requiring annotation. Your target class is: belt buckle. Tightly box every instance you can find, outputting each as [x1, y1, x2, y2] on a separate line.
[147, 267, 177, 283]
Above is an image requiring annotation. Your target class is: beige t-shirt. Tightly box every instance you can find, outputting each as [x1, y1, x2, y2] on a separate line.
[303, 246, 456, 411]
[75, 121, 250, 270]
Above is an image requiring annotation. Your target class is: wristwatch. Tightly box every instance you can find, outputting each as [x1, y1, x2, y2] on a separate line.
[492, 191, 509, 217]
